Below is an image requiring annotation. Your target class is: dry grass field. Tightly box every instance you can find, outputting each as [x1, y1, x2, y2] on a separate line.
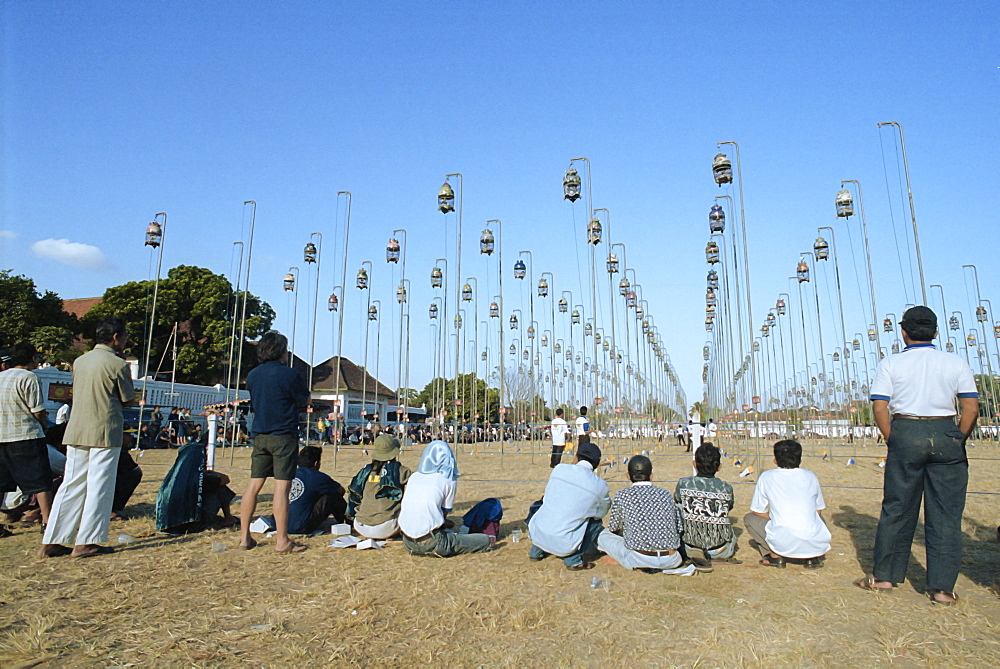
[2, 436, 998, 667]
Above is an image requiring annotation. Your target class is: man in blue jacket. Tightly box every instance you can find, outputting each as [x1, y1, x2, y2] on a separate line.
[284, 445, 346, 534]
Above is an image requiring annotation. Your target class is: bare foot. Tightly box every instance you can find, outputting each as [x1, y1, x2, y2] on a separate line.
[599, 554, 620, 567]
[37, 544, 71, 558]
[70, 544, 113, 558]
[239, 537, 258, 550]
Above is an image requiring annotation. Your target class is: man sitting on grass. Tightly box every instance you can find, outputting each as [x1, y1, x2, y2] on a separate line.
[528, 441, 610, 571]
[675, 443, 738, 565]
[282, 445, 347, 535]
[743, 439, 831, 569]
[597, 455, 696, 575]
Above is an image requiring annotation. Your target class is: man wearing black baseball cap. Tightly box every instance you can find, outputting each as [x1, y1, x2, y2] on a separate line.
[857, 306, 979, 605]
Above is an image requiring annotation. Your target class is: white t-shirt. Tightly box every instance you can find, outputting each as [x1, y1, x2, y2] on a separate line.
[870, 344, 978, 416]
[750, 467, 831, 559]
[707, 423, 718, 438]
[398, 471, 457, 539]
[689, 423, 705, 447]
[551, 416, 569, 446]
[56, 403, 71, 424]
[575, 416, 589, 435]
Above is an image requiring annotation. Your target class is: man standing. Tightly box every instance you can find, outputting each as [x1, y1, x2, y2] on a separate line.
[574, 406, 590, 445]
[0, 343, 55, 540]
[857, 307, 978, 605]
[598, 455, 696, 575]
[41, 317, 136, 558]
[238, 331, 310, 554]
[528, 441, 610, 570]
[549, 408, 570, 468]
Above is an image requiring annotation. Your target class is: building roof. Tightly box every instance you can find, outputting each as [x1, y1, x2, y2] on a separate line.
[294, 355, 395, 399]
[62, 297, 103, 320]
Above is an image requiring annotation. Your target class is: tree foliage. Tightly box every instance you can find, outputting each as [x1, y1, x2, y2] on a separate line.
[86, 265, 274, 386]
[0, 270, 79, 356]
[416, 373, 502, 423]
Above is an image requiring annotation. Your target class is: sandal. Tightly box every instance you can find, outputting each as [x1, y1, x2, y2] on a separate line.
[275, 541, 307, 554]
[566, 562, 595, 571]
[239, 537, 258, 551]
[759, 555, 786, 568]
[929, 589, 958, 606]
[854, 574, 893, 592]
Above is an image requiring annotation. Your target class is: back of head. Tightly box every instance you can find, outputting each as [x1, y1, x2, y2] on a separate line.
[556, 408, 564, 417]
[579, 405, 588, 416]
[695, 442, 721, 477]
[773, 439, 802, 469]
[627, 454, 652, 482]
[418, 439, 459, 480]
[576, 441, 601, 468]
[9, 342, 38, 367]
[257, 331, 288, 363]
[95, 316, 127, 345]
[298, 445, 323, 468]
[900, 305, 937, 342]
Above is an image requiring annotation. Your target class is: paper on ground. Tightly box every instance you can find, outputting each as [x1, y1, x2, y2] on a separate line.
[250, 517, 275, 534]
[330, 535, 361, 548]
[357, 538, 385, 550]
[330, 523, 352, 536]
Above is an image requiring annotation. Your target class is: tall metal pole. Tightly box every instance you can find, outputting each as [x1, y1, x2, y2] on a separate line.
[232, 201, 257, 449]
[333, 192, 352, 460]
[446, 173, 464, 445]
[572, 156, 600, 427]
[487, 220, 505, 440]
[393, 229, 408, 432]
[286, 266, 300, 368]
[877, 122, 927, 305]
[305, 232, 323, 445]
[360, 260, 373, 431]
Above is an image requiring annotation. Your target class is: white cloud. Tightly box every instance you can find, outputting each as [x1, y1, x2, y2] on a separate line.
[0, 230, 17, 239]
[30, 238, 110, 271]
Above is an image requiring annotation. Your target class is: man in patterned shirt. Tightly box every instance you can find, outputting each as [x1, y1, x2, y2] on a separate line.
[597, 455, 697, 575]
[675, 443, 737, 565]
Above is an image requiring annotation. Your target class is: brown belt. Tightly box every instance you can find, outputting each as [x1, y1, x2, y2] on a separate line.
[892, 414, 955, 421]
[635, 548, 676, 556]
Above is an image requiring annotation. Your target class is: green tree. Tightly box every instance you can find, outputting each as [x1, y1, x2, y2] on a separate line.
[0, 269, 79, 351]
[87, 265, 274, 386]
[29, 325, 76, 366]
[416, 373, 501, 424]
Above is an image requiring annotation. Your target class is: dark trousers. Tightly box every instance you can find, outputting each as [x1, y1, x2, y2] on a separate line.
[549, 444, 566, 468]
[301, 492, 347, 534]
[112, 466, 142, 513]
[873, 418, 968, 592]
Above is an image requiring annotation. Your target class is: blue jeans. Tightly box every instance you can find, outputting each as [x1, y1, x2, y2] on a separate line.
[530, 518, 604, 567]
[403, 529, 492, 557]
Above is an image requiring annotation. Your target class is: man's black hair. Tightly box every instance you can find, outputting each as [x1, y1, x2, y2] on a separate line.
[627, 455, 652, 482]
[774, 439, 802, 469]
[95, 316, 127, 345]
[299, 445, 323, 467]
[902, 323, 936, 342]
[555, 408, 564, 417]
[579, 405, 588, 416]
[9, 342, 38, 366]
[695, 442, 721, 477]
[257, 331, 288, 363]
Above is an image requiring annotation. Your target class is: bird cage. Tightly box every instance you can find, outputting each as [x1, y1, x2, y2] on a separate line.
[356, 268, 369, 290]
[513, 259, 526, 280]
[571, 309, 581, 324]
[584, 322, 593, 337]
[283, 272, 295, 291]
[705, 318, 714, 331]
[454, 313, 462, 329]
[386, 238, 400, 263]
[430, 266, 443, 288]
[429, 303, 439, 319]
[541, 334, 548, 347]
[595, 332, 602, 345]
[967, 332, 977, 347]
[706, 303, 716, 315]
[481, 350, 487, 361]
[868, 328, 876, 341]
[396, 284, 407, 303]
[946, 341, 955, 353]
[706, 241, 720, 264]
[368, 304, 378, 321]
[706, 289, 717, 307]
[304, 242, 317, 263]
[563, 168, 582, 202]
[814, 237, 829, 261]
[949, 315, 959, 330]
[576, 354, 582, 364]
[776, 298, 786, 316]
[554, 341, 562, 353]
[567, 350, 573, 361]
[538, 277, 549, 296]
[479, 229, 495, 255]
[796, 261, 810, 283]
[509, 343, 516, 355]
[707, 270, 719, 290]
[606, 253, 619, 273]
[558, 296, 568, 313]
[437, 182, 455, 213]
[509, 314, 518, 329]
[891, 342, 900, 354]
[883, 317, 892, 332]
[976, 305, 987, 322]
[853, 338, 861, 351]
[626, 291, 637, 308]
[995, 322, 1000, 338]
[833, 351, 840, 362]
[753, 341, 760, 352]
[587, 218, 603, 245]
[534, 355, 540, 365]
[462, 283, 473, 301]
[490, 302, 500, 318]
[327, 293, 339, 311]
[709, 204, 726, 233]
[761, 324, 769, 336]
[811, 376, 818, 386]
[712, 153, 733, 185]
[835, 189, 854, 218]
[527, 325, 535, 339]
[522, 349, 529, 361]
[619, 276, 630, 296]
[635, 304, 644, 318]
[703, 346, 710, 360]
[603, 339, 610, 352]
[766, 312, 776, 325]
[144, 221, 162, 247]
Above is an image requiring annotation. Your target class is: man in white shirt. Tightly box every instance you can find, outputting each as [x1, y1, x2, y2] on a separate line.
[55, 402, 71, 425]
[549, 408, 570, 468]
[743, 439, 831, 569]
[858, 306, 978, 605]
[574, 405, 590, 444]
[529, 442, 610, 570]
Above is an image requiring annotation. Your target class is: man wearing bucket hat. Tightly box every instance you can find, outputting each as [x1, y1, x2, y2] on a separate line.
[528, 441, 611, 570]
[347, 434, 411, 539]
[856, 306, 979, 605]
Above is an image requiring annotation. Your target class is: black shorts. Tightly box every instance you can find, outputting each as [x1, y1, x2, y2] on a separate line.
[0, 438, 53, 495]
[250, 433, 299, 481]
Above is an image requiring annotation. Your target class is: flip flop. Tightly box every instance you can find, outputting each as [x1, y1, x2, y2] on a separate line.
[38, 545, 72, 558]
[239, 537, 258, 551]
[854, 574, 893, 592]
[73, 545, 114, 558]
[929, 589, 958, 606]
[275, 541, 307, 554]
[566, 562, 595, 571]
[759, 555, 786, 568]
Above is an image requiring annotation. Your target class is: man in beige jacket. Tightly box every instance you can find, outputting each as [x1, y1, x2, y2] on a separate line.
[40, 316, 136, 558]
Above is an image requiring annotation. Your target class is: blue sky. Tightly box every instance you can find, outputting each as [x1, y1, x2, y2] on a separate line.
[2, 2, 998, 406]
